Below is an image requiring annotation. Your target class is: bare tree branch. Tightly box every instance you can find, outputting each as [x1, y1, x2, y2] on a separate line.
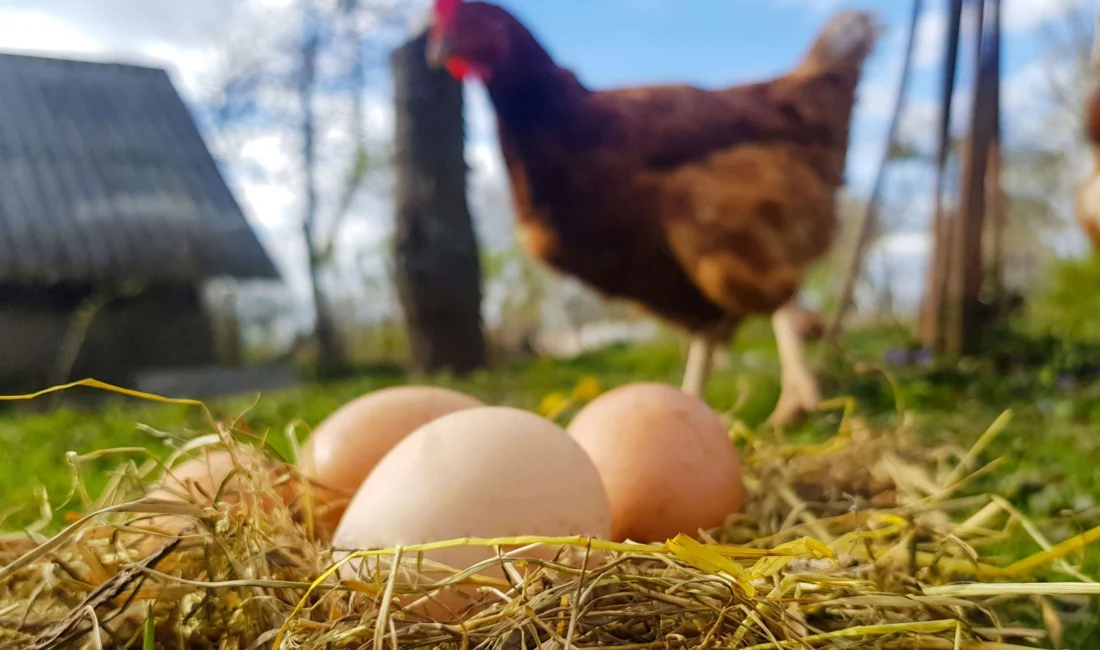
[825, 0, 924, 341]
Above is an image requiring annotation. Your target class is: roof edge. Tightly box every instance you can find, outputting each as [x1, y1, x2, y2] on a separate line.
[0, 50, 168, 75]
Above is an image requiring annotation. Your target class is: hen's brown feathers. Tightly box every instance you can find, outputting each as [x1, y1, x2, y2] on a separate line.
[1078, 22, 1100, 250]
[1079, 86, 1100, 250]
[464, 3, 877, 333]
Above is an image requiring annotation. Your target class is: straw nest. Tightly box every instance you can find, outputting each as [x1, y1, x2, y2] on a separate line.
[1, 389, 1099, 650]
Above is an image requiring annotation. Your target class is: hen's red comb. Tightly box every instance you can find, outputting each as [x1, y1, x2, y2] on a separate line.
[434, 0, 461, 22]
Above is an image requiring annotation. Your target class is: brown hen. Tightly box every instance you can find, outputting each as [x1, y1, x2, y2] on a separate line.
[428, 1, 880, 425]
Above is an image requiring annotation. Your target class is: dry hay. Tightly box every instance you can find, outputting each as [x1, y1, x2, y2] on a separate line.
[0, 385, 1098, 650]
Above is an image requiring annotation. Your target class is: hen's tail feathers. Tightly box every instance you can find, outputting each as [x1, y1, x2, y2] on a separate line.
[1078, 8, 1100, 250]
[1088, 87, 1100, 160]
[797, 11, 882, 77]
[1086, 8, 1100, 149]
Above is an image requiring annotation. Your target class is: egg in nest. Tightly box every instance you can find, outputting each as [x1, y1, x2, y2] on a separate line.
[333, 406, 611, 620]
[299, 386, 484, 530]
[567, 382, 744, 542]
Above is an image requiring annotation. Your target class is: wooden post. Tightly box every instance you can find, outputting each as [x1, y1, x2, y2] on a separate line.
[919, 0, 964, 350]
[986, 0, 1006, 308]
[392, 31, 487, 375]
[945, 0, 1000, 355]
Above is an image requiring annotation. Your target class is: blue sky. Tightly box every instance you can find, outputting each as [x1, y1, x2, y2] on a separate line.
[487, 0, 907, 87]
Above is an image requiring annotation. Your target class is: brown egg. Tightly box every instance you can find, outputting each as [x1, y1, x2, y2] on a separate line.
[567, 382, 743, 543]
[153, 451, 254, 503]
[134, 449, 291, 553]
[299, 386, 483, 530]
[333, 406, 611, 620]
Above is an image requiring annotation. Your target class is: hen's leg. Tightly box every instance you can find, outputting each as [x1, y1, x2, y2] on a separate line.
[713, 346, 732, 371]
[681, 336, 715, 397]
[767, 302, 821, 427]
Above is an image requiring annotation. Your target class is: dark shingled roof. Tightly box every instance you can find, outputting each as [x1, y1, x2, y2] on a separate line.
[0, 52, 280, 286]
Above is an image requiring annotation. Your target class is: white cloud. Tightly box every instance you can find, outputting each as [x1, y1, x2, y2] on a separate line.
[914, 0, 1092, 69]
[844, 137, 885, 190]
[465, 84, 499, 143]
[913, 8, 948, 68]
[856, 78, 901, 120]
[240, 133, 295, 177]
[877, 231, 930, 257]
[462, 83, 517, 251]
[0, 10, 106, 57]
[1004, 0, 1092, 32]
[240, 183, 297, 230]
[1005, 61, 1049, 109]
[142, 41, 221, 99]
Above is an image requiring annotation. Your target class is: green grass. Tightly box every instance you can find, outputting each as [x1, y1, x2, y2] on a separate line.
[2, 321, 1100, 643]
[2, 320, 1097, 517]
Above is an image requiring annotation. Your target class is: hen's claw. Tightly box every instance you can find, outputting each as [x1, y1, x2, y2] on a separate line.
[766, 376, 820, 428]
[767, 302, 820, 429]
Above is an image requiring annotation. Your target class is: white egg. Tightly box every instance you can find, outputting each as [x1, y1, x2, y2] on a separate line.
[333, 406, 611, 620]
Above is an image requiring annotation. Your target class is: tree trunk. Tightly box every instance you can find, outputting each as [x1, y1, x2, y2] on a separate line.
[918, 0, 964, 350]
[945, 0, 1000, 356]
[392, 31, 487, 375]
[986, 0, 1006, 310]
[299, 10, 346, 369]
[987, 131, 1005, 311]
